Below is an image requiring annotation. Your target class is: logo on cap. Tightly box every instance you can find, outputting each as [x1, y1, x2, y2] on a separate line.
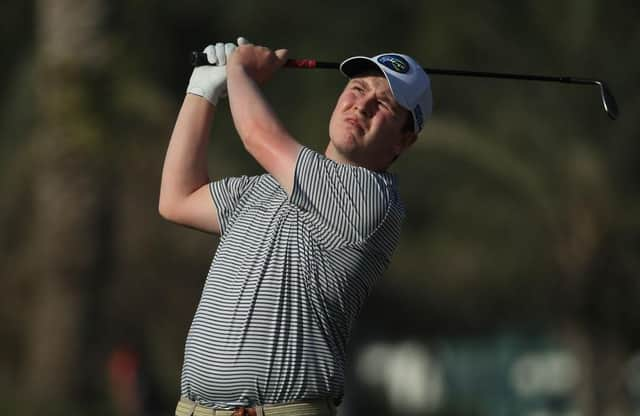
[377, 54, 410, 73]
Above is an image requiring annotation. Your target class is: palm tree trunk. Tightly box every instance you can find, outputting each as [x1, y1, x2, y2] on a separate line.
[20, 0, 111, 412]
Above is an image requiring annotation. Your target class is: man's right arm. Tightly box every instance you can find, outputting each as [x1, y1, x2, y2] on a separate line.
[159, 41, 242, 235]
[158, 94, 221, 234]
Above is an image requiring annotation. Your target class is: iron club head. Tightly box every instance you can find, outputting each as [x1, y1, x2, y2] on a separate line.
[597, 81, 619, 120]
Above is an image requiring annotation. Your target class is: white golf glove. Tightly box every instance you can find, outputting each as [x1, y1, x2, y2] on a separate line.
[186, 37, 249, 105]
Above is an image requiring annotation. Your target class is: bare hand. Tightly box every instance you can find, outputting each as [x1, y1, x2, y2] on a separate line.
[229, 42, 288, 84]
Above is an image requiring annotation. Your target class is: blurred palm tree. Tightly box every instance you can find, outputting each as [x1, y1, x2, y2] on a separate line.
[17, 0, 115, 413]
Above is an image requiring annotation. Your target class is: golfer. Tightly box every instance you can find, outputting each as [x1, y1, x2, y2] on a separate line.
[159, 37, 432, 415]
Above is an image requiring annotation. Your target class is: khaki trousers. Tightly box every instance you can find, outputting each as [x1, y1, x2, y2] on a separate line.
[175, 396, 337, 416]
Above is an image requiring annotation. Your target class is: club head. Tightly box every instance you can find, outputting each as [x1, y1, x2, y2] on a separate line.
[598, 81, 619, 120]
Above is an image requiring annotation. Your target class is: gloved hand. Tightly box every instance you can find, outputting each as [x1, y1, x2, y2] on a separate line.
[186, 37, 249, 105]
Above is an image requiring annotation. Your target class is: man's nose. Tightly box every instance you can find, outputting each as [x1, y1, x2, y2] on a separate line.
[355, 94, 376, 118]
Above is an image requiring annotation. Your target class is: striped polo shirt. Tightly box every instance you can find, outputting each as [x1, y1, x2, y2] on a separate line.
[180, 147, 405, 408]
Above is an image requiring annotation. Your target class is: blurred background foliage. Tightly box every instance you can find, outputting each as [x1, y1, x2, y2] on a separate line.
[0, 0, 638, 415]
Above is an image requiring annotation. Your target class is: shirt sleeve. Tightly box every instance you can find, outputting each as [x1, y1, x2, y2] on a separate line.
[289, 147, 396, 249]
[209, 175, 260, 235]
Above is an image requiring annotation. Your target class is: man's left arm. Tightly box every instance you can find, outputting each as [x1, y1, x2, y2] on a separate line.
[226, 43, 302, 195]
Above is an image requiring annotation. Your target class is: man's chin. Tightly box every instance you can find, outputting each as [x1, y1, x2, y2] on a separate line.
[325, 137, 361, 165]
[333, 133, 362, 152]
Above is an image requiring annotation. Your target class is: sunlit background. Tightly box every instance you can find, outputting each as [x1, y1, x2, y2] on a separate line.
[1, 1, 639, 415]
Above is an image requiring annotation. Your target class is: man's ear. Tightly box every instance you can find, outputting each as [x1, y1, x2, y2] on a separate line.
[404, 131, 418, 148]
[392, 131, 417, 160]
[396, 131, 417, 153]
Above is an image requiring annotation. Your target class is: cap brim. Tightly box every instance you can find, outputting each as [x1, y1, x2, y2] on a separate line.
[340, 57, 384, 78]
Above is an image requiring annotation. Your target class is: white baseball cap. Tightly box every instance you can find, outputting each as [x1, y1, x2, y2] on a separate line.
[340, 53, 433, 133]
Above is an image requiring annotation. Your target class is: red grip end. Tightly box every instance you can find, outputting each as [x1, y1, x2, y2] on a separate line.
[285, 59, 317, 69]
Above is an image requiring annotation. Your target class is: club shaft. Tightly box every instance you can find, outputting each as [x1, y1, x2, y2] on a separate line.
[288, 59, 602, 85]
[192, 52, 598, 85]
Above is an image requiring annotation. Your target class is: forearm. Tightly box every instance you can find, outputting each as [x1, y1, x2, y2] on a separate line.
[226, 55, 301, 194]
[159, 94, 214, 212]
[226, 65, 289, 150]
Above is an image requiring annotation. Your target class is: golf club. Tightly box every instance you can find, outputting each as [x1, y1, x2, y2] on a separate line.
[191, 52, 619, 120]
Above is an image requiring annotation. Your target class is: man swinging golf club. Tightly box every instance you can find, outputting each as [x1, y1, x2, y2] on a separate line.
[159, 36, 432, 415]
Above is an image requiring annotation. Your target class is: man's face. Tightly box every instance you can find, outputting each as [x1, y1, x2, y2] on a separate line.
[327, 72, 416, 171]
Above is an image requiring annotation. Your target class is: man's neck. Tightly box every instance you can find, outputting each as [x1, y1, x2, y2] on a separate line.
[324, 143, 388, 172]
